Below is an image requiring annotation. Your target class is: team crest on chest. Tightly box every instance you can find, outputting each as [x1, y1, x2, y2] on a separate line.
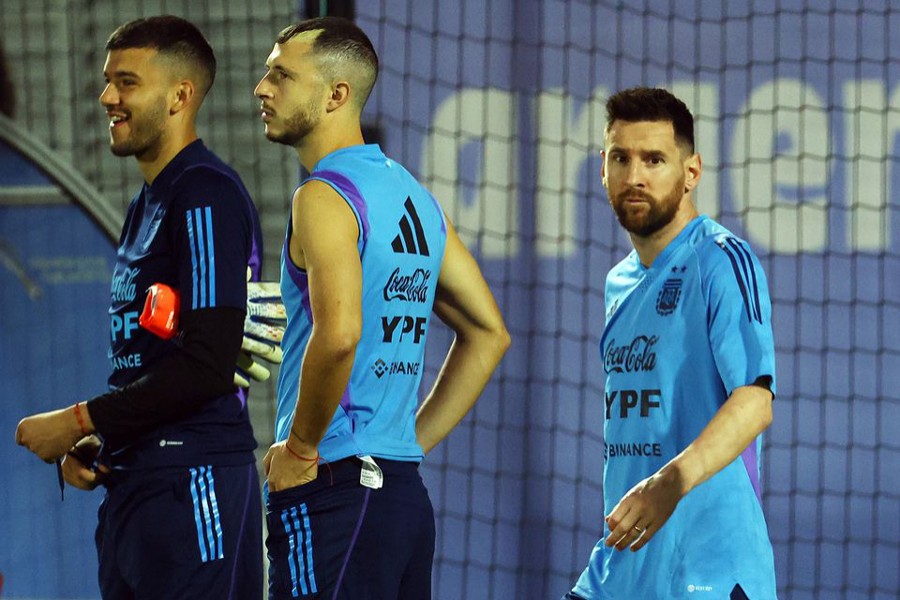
[656, 267, 685, 316]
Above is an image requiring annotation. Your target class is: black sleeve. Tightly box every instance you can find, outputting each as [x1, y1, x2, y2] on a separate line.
[87, 307, 244, 442]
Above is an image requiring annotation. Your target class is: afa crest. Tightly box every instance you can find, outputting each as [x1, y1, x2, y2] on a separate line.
[656, 278, 683, 316]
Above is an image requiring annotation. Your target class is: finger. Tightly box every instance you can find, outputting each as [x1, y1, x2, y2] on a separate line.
[615, 521, 645, 551]
[62, 452, 86, 470]
[604, 498, 630, 529]
[604, 505, 635, 547]
[63, 464, 97, 490]
[630, 522, 656, 552]
[611, 512, 648, 551]
[240, 356, 271, 382]
[241, 337, 283, 363]
[607, 525, 631, 551]
[233, 370, 251, 388]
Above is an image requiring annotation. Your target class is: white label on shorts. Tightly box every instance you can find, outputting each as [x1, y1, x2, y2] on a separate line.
[359, 455, 384, 489]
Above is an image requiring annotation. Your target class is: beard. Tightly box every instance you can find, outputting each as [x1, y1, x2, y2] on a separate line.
[265, 99, 321, 147]
[611, 177, 685, 237]
[109, 96, 167, 158]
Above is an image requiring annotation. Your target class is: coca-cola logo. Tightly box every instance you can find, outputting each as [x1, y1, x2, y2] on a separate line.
[604, 335, 659, 373]
[110, 267, 141, 303]
[383, 267, 431, 303]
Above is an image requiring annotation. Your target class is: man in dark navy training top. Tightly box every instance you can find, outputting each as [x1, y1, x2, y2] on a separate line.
[16, 16, 264, 599]
[254, 17, 510, 599]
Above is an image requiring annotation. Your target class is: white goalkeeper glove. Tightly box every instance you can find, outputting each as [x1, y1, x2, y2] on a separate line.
[235, 279, 286, 388]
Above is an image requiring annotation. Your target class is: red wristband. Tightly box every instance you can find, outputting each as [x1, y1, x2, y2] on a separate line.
[73, 402, 88, 437]
[285, 444, 319, 463]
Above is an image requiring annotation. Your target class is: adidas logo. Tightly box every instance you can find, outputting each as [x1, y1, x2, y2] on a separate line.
[391, 198, 430, 256]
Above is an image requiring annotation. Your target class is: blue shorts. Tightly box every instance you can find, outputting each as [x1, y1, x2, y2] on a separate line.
[266, 457, 434, 599]
[96, 462, 263, 600]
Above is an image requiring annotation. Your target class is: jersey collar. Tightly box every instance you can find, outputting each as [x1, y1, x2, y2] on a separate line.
[638, 214, 708, 273]
[149, 139, 207, 192]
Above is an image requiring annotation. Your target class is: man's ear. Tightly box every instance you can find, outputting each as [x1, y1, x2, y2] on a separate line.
[170, 80, 195, 115]
[326, 81, 351, 112]
[684, 153, 702, 193]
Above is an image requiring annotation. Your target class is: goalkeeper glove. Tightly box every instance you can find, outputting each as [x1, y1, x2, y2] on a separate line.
[235, 281, 286, 388]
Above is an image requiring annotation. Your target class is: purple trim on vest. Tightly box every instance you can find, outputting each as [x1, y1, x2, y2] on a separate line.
[282, 240, 313, 322]
[332, 487, 371, 600]
[309, 170, 370, 247]
[740, 442, 762, 503]
[339, 388, 352, 415]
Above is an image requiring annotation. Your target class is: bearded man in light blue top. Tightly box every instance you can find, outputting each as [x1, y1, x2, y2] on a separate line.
[254, 17, 510, 600]
[566, 88, 778, 600]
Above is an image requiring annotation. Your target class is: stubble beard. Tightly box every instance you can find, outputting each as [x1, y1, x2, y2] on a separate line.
[109, 96, 167, 158]
[612, 177, 685, 238]
[266, 101, 320, 147]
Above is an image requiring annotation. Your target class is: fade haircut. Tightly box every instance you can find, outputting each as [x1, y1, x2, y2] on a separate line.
[605, 87, 695, 155]
[106, 15, 217, 100]
[276, 16, 378, 110]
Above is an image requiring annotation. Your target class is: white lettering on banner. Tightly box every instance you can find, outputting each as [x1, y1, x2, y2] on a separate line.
[730, 79, 829, 253]
[422, 80, 897, 258]
[420, 88, 520, 259]
[534, 88, 607, 258]
[669, 82, 720, 221]
[843, 80, 895, 251]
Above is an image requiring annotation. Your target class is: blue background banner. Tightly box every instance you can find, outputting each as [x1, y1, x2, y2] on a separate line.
[0, 2, 897, 598]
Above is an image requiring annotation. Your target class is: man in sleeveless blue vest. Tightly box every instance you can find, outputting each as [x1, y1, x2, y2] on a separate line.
[564, 88, 778, 600]
[16, 16, 264, 598]
[254, 16, 510, 599]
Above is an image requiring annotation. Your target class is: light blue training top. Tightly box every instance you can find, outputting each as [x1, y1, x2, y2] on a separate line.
[276, 144, 447, 463]
[573, 216, 778, 599]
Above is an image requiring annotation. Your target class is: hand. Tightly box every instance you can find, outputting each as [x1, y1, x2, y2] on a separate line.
[61, 435, 110, 490]
[235, 280, 286, 388]
[263, 440, 318, 492]
[604, 464, 685, 552]
[16, 407, 84, 462]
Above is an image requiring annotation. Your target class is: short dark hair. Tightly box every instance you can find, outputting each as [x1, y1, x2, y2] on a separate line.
[276, 16, 378, 110]
[605, 87, 695, 154]
[106, 15, 216, 99]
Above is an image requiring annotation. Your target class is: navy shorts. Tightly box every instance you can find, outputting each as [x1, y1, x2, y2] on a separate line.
[96, 462, 263, 600]
[266, 457, 435, 599]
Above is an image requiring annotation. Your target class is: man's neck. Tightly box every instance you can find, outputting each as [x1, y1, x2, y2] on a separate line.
[137, 126, 199, 185]
[295, 123, 366, 173]
[631, 203, 699, 268]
